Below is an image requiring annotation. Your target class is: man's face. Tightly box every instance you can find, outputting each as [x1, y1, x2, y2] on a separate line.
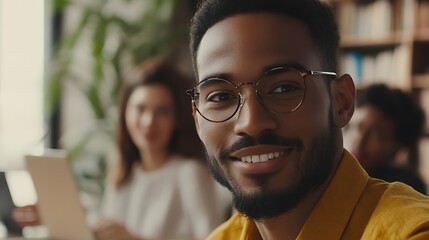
[194, 13, 339, 219]
[344, 106, 398, 171]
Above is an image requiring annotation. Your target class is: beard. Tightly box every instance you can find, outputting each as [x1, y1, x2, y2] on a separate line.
[206, 115, 337, 220]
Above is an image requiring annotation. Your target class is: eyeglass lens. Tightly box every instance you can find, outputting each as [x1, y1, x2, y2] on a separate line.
[194, 68, 306, 122]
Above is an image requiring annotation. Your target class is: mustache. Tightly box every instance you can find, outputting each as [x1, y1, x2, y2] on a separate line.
[218, 132, 303, 162]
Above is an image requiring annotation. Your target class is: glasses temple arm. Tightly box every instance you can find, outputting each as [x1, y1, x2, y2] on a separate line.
[310, 70, 337, 77]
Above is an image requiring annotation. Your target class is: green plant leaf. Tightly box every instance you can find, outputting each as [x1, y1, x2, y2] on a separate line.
[49, 0, 187, 200]
[52, 0, 71, 14]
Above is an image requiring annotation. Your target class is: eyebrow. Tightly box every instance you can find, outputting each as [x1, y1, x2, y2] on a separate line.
[199, 61, 309, 83]
[263, 62, 308, 73]
[199, 73, 232, 83]
[198, 77, 230, 89]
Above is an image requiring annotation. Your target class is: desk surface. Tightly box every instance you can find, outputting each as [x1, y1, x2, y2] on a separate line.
[1, 225, 49, 240]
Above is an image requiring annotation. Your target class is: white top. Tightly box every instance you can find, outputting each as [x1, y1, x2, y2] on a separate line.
[101, 156, 231, 240]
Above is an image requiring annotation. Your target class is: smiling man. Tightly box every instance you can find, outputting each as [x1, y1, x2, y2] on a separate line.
[187, 0, 429, 239]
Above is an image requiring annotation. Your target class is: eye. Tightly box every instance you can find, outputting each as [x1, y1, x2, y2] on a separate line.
[157, 107, 173, 117]
[266, 81, 304, 97]
[206, 91, 237, 103]
[367, 128, 386, 140]
[136, 105, 144, 113]
[270, 82, 302, 94]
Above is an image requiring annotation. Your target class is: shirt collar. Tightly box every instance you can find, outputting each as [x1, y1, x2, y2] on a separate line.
[297, 149, 369, 239]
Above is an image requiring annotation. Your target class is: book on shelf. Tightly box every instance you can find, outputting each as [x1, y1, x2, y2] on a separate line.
[335, 0, 409, 39]
[333, 0, 419, 39]
[416, 0, 429, 31]
[362, 55, 375, 83]
[339, 51, 363, 85]
[339, 45, 410, 88]
[400, 0, 415, 33]
[337, 1, 355, 37]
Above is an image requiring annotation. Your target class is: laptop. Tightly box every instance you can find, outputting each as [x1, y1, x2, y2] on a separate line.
[25, 152, 95, 240]
[0, 171, 23, 235]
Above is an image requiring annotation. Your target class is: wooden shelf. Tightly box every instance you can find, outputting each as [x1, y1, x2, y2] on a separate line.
[415, 29, 429, 43]
[340, 33, 411, 49]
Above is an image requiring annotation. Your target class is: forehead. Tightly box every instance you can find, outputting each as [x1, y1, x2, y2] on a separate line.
[354, 106, 393, 124]
[352, 106, 396, 133]
[196, 13, 321, 81]
[128, 84, 173, 106]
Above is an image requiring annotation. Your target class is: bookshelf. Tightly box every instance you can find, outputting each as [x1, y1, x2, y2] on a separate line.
[325, 0, 429, 87]
[324, 0, 429, 183]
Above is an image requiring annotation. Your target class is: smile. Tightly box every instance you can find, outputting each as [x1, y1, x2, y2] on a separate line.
[240, 151, 283, 163]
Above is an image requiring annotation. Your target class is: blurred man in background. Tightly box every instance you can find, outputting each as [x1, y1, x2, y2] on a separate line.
[344, 83, 427, 194]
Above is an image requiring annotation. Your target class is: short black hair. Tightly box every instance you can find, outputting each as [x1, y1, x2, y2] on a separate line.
[356, 84, 425, 147]
[189, 0, 340, 77]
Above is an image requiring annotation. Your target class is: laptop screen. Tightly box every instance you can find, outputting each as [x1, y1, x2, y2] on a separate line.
[25, 154, 95, 240]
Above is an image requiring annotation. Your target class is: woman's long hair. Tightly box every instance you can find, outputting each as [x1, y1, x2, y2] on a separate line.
[113, 58, 204, 188]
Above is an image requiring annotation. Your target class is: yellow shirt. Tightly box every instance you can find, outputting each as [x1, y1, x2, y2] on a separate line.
[207, 150, 429, 240]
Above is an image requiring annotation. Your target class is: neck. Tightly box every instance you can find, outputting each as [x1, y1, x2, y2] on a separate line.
[254, 181, 327, 240]
[139, 147, 171, 171]
[255, 149, 343, 240]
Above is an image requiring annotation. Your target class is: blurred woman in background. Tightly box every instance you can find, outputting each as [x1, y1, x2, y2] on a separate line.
[94, 58, 230, 240]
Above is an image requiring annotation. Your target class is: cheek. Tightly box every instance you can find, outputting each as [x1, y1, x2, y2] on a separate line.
[285, 90, 332, 146]
[125, 111, 137, 133]
[369, 139, 394, 155]
[125, 115, 141, 146]
[158, 116, 176, 138]
[197, 116, 231, 155]
[364, 139, 382, 155]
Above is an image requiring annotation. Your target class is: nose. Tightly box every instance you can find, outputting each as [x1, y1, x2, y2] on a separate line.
[233, 88, 277, 136]
[140, 111, 155, 127]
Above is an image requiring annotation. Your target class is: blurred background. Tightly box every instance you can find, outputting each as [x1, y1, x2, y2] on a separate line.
[0, 0, 199, 209]
[0, 0, 429, 230]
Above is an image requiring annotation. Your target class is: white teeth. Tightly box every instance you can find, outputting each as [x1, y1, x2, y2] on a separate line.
[252, 155, 260, 163]
[260, 154, 268, 162]
[240, 151, 284, 163]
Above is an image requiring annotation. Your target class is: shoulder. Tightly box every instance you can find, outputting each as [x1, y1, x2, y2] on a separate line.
[169, 156, 215, 193]
[364, 181, 429, 239]
[373, 166, 427, 194]
[378, 181, 429, 208]
[173, 156, 209, 177]
[102, 167, 140, 198]
[207, 212, 253, 240]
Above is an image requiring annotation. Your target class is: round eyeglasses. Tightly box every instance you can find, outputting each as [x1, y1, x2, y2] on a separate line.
[186, 66, 337, 123]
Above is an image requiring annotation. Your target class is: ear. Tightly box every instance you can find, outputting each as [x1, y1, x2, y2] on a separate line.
[331, 74, 355, 128]
[191, 101, 200, 132]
